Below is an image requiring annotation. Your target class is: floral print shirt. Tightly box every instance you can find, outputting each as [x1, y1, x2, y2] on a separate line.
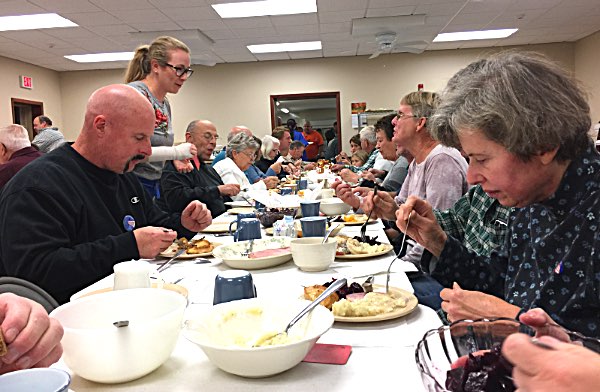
[433, 144, 600, 337]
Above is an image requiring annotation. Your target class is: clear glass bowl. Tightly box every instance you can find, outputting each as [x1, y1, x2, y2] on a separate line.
[415, 317, 600, 392]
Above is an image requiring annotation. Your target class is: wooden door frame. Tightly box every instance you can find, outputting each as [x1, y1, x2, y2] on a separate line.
[269, 91, 341, 154]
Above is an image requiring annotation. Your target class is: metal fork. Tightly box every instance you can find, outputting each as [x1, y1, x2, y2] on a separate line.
[385, 210, 412, 293]
[360, 185, 377, 242]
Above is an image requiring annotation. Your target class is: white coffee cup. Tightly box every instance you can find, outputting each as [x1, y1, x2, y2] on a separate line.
[113, 260, 153, 290]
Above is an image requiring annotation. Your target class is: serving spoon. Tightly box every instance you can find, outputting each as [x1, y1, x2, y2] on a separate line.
[253, 278, 347, 347]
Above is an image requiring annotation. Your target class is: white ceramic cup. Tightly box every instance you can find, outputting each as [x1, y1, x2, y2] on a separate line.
[113, 260, 154, 290]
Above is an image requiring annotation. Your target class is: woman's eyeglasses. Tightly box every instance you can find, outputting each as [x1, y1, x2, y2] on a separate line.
[395, 111, 418, 120]
[163, 62, 194, 78]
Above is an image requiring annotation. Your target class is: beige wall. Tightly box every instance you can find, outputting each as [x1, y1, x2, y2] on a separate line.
[575, 30, 600, 127]
[0, 41, 590, 150]
[0, 56, 62, 134]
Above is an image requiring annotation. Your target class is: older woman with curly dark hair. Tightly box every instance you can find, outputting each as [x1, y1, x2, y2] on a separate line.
[396, 51, 600, 337]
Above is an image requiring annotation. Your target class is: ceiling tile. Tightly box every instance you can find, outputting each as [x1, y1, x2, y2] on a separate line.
[42, 27, 99, 39]
[319, 10, 365, 23]
[203, 29, 236, 40]
[160, 6, 219, 22]
[128, 21, 182, 31]
[60, 11, 123, 26]
[317, 0, 368, 12]
[461, 0, 512, 13]
[233, 27, 278, 39]
[217, 52, 257, 62]
[414, 2, 466, 17]
[88, 0, 155, 11]
[274, 24, 319, 36]
[366, 6, 417, 18]
[270, 13, 319, 26]
[116, 8, 170, 23]
[0, 0, 45, 16]
[85, 24, 137, 37]
[29, 0, 102, 13]
[224, 16, 273, 29]
[149, 0, 210, 7]
[179, 19, 229, 30]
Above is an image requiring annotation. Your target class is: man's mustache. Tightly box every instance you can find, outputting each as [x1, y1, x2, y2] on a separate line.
[123, 154, 146, 172]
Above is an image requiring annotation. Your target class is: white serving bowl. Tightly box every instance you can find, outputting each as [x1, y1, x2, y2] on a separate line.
[0, 368, 71, 392]
[290, 237, 337, 271]
[319, 197, 352, 216]
[50, 288, 187, 384]
[183, 297, 334, 378]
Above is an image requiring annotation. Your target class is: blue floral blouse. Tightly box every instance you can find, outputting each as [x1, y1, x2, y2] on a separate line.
[433, 144, 600, 337]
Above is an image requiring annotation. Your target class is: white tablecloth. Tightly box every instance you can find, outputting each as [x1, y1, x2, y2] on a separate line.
[55, 214, 441, 392]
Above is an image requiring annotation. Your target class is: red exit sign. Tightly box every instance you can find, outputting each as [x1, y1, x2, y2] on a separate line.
[20, 75, 33, 89]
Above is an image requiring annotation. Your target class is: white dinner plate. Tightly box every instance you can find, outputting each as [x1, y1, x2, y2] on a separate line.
[212, 237, 293, 270]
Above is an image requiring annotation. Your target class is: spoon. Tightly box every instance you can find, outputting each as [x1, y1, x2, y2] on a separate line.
[113, 320, 129, 328]
[253, 278, 347, 347]
[385, 211, 412, 293]
[322, 223, 340, 243]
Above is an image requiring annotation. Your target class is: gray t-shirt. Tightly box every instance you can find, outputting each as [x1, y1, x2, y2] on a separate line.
[381, 156, 409, 192]
[129, 81, 174, 181]
[394, 144, 469, 265]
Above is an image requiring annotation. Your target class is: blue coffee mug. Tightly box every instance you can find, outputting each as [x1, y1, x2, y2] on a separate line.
[300, 216, 327, 237]
[280, 187, 293, 196]
[235, 218, 262, 242]
[213, 270, 257, 305]
[229, 212, 257, 240]
[300, 200, 320, 217]
[255, 200, 265, 209]
[298, 179, 308, 190]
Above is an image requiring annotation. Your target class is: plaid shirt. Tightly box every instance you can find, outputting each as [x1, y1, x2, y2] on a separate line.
[433, 184, 511, 256]
[344, 148, 378, 173]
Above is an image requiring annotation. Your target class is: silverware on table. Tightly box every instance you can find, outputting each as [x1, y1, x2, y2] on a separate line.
[157, 248, 186, 273]
[360, 185, 377, 242]
[386, 210, 412, 293]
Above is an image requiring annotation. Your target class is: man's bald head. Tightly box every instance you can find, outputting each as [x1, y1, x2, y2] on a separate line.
[187, 119, 218, 161]
[74, 84, 155, 173]
[227, 125, 252, 142]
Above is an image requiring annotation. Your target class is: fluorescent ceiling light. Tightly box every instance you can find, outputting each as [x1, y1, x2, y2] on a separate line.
[65, 52, 134, 63]
[0, 13, 77, 32]
[433, 28, 518, 42]
[248, 41, 321, 53]
[213, 0, 316, 18]
[280, 108, 290, 114]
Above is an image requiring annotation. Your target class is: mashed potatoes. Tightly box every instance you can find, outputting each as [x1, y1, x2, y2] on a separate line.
[332, 292, 407, 317]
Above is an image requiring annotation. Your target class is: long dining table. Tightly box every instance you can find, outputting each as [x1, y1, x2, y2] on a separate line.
[54, 211, 442, 392]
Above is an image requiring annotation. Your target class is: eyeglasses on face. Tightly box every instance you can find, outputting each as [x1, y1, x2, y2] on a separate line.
[163, 62, 194, 78]
[239, 150, 256, 159]
[203, 133, 219, 141]
[395, 111, 418, 120]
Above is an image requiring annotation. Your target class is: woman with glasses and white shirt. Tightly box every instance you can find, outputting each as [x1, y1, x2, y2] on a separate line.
[214, 133, 276, 201]
[125, 35, 197, 200]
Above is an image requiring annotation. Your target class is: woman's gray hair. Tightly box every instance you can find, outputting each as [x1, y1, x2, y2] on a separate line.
[430, 51, 591, 162]
[261, 135, 280, 157]
[359, 125, 377, 145]
[0, 124, 31, 152]
[226, 132, 259, 159]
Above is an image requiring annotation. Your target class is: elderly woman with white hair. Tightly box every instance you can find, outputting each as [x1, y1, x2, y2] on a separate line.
[213, 133, 277, 200]
[255, 135, 283, 175]
[0, 124, 43, 190]
[244, 135, 283, 185]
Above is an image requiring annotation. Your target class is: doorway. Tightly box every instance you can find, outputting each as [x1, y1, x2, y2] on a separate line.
[270, 92, 341, 156]
[11, 98, 43, 141]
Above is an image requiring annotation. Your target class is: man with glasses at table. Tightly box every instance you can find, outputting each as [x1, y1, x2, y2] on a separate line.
[159, 120, 241, 217]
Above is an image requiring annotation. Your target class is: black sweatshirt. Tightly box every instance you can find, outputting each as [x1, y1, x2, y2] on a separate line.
[159, 160, 230, 217]
[0, 144, 193, 304]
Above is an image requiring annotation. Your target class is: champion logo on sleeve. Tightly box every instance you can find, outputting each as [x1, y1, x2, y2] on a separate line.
[131, 196, 140, 204]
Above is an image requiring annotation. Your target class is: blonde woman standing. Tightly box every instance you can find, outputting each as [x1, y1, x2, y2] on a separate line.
[125, 36, 196, 200]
